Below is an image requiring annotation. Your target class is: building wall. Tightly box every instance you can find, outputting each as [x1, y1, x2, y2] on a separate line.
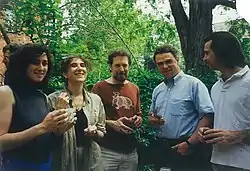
[0, 33, 30, 75]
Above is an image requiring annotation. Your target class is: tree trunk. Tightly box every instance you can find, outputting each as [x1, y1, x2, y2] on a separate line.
[0, 22, 10, 44]
[169, 0, 236, 77]
[187, 0, 213, 76]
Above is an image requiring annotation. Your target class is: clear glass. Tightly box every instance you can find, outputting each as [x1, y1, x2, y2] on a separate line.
[66, 108, 75, 122]
[159, 167, 171, 171]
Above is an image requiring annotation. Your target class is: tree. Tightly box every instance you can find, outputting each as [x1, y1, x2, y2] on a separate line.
[169, 0, 236, 76]
[0, 0, 10, 44]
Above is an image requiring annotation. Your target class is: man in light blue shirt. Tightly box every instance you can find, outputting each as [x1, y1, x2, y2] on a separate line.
[149, 45, 214, 171]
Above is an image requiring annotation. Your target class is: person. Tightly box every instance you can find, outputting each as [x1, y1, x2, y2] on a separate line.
[199, 31, 250, 171]
[0, 43, 20, 86]
[149, 44, 214, 171]
[48, 55, 106, 171]
[92, 50, 143, 171]
[0, 43, 71, 171]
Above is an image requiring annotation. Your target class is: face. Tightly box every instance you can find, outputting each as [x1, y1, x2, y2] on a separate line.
[203, 40, 219, 69]
[27, 53, 48, 83]
[155, 52, 180, 79]
[2, 50, 10, 67]
[64, 58, 87, 83]
[110, 56, 129, 83]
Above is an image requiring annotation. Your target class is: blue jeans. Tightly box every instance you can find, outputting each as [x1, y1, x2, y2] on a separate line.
[0, 156, 52, 171]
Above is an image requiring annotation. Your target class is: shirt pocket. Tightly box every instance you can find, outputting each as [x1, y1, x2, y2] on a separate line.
[170, 98, 192, 116]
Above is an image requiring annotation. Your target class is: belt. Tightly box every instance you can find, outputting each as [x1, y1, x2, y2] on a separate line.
[156, 137, 189, 146]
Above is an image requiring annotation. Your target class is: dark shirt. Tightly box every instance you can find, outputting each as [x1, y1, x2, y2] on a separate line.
[2, 87, 57, 164]
[74, 109, 89, 147]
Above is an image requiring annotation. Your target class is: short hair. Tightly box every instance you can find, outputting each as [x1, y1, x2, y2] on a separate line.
[2, 43, 20, 54]
[153, 44, 178, 62]
[5, 43, 52, 89]
[204, 31, 246, 68]
[108, 50, 131, 65]
[61, 55, 91, 89]
[61, 55, 91, 74]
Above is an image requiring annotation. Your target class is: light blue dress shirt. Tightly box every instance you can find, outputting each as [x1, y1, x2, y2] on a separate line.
[150, 71, 214, 139]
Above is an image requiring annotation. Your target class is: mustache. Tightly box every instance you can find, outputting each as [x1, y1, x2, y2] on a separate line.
[117, 72, 126, 75]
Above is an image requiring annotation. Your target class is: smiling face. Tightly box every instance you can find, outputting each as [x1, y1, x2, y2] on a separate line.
[64, 58, 87, 83]
[27, 53, 48, 83]
[155, 52, 180, 79]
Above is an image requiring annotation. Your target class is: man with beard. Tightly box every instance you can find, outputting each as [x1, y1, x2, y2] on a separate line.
[92, 50, 143, 171]
[149, 44, 214, 171]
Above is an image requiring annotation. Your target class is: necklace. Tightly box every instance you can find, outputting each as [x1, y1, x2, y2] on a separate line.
[71, 95, 85, 111]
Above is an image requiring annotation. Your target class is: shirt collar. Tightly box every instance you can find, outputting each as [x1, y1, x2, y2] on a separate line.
[219, 65, 249, 84]
[164, 71, 184, 86]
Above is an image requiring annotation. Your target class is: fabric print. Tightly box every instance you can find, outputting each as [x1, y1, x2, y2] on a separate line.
[112, 92, 133, 110]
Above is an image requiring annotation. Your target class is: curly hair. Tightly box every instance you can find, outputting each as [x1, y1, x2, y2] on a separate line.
[5, 43, 52, 89]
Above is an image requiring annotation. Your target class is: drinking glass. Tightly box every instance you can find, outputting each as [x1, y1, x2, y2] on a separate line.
[160, 167, 171, 171]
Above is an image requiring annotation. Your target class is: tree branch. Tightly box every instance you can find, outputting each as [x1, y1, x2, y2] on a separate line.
[0, 22, 10, 44]
[212, 0, 236, 9]
[87, 0, 139, 69]
[169, 0, 189, 58]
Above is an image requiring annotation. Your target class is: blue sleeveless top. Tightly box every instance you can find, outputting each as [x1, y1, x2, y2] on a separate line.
[1, 87, 57, 170]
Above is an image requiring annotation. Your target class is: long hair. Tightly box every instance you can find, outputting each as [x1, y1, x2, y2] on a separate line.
[204, 31, 246, 68]
[5, 43, 52, 89]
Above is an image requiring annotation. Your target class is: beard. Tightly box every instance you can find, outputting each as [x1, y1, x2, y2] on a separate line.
[113, 72, 127, 82]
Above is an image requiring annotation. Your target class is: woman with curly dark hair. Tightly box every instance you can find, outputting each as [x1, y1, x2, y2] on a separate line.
[0, 43, 72, 171]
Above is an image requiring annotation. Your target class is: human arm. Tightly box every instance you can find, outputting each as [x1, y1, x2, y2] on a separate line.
[198, 128, 250, 145]
[85, 97, 106, 138]
[148, 87, 165, 126]
[132, 87, 143, 127]
[0, 86, 68, 152]
[48, 91, 76, 134]
[172, 81, 214, 154]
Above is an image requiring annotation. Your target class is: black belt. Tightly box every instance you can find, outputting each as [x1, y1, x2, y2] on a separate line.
[156, 137, 189, 146]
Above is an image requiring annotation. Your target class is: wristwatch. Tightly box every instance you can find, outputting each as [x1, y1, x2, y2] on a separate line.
[185, 140, 195, 148]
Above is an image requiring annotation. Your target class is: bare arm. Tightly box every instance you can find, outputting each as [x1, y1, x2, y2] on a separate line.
[0, 86, 48, 151]
[0, 86, 68, 152]
[188, 114, 213, 144]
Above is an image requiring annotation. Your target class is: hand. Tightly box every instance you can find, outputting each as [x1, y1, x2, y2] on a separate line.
[198, 127, 211, 143]
[54, 112, 77, 134]
[55, 92, 70, 110]
[202, 129, 242, 145]
[84, 125, 98, 137]
[111, 117, 134, 134]
[149, 112, 165, 126]
[131, 115, 143, 128]
[171, 142, 189, 155]
[42, 109, 68, 133]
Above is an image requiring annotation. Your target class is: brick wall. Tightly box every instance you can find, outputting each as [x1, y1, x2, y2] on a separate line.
[0, 33, 31, 75]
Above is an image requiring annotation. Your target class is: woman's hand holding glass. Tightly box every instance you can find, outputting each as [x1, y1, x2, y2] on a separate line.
[52, 92, 77, 133]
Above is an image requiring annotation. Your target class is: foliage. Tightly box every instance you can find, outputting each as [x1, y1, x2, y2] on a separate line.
[228, 19, 250, 61]
[2, 0, 179, 170]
